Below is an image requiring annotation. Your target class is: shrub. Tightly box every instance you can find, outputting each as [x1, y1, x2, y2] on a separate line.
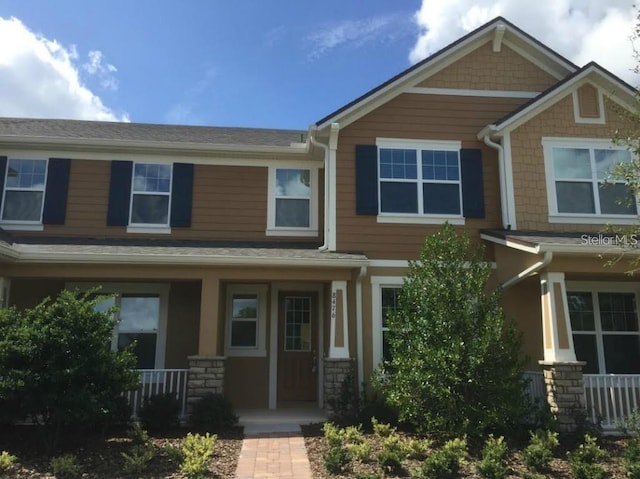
[419, 437, 467, 479]
[343, 424, 365, 444]
[139, 392, 180, 432]
[348, 441, 372, 463]
[371, 416, 395, 438]
[128, 422, 150, 446]
[522, 429, 559, 472]
[50, 454, 82, 479]
[567, 434, 606, 479]
[323, 445, 351, 474]
[379, 224, 526, 437]
[121, 444, 154, 475]
[476, 435, 508, 479]
[180, 432, 217, 479]
[623, 437, 640, 479]
[376, 433, 406, 475]
[188, 393, 238, 432]
[323, 422, 344, 448]
[0, 289, 139, 451]
[406, 438, 432, 460]
[0, 451, 17, 472]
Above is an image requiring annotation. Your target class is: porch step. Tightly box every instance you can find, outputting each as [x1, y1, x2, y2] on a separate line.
[237, 408, 328, 436]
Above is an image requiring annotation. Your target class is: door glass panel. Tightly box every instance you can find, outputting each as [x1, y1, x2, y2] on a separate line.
[284, 296, 311, 351]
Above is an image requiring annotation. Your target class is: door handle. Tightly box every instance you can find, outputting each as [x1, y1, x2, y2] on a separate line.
[312, 349, 317, 374]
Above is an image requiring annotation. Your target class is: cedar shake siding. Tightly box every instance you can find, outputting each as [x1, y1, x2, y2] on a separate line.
[417, 42, 559, 92]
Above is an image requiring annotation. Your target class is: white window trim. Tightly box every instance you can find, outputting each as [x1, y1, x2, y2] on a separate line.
[128, 162, 173, 230]
[542, 137, 637, 224]
[225, 284, 268, 357]
[66, 282, 170, 369]
[0, 157, 48, 228]
[572, 87, 606, 125]
[567, 281, 640, 374]
[371, 276, 404, 368]
[266, 166, 318, 237]
[376, 138, 465, 224]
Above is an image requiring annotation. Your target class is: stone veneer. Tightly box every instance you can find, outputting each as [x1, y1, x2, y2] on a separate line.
[324, 358, 355, 411]
[187, 355, 225, 410]
[539, 360, 587, 433]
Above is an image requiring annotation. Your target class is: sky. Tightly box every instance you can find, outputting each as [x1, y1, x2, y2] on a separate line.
[0, 0, 637, 130]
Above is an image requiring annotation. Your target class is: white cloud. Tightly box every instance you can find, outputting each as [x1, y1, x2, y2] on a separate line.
[306, 13, 414, 60]
[0, 16, 128, 121]
[410, 0, 638, 85]
[83, 50, 119, 91]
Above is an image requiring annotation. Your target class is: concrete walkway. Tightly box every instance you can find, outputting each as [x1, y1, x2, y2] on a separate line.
[234, 409, 327, 479]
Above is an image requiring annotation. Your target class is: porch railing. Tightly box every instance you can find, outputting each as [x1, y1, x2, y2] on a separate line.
[125, 369, 190, 420]
[523, 371, 546, 403]
[584, 374, 640, 430]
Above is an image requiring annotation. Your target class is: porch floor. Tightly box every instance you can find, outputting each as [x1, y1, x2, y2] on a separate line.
[237, 408, 328, 435]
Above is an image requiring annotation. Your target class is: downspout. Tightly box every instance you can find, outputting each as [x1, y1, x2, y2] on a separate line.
[355, 265, 367, 393]
[502, 252, 553, 289]
[309, 132, 330, 251]
[482, 132, 511, 230]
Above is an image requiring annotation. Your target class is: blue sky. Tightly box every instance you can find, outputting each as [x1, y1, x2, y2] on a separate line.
[0, 1, 636, 130]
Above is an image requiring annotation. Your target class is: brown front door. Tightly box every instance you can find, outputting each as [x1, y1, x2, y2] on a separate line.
[277, 292, 318, 403]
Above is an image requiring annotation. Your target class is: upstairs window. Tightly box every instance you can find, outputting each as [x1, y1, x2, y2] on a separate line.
[130, 163, 172, 226]
[1, 159, 47, 223]
[267, 166, 318, 236]
[544, 139, 636, 222]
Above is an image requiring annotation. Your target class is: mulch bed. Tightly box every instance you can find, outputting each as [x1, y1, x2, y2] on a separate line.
[0, 425, 243, 478]
[302, 423, 629, 478]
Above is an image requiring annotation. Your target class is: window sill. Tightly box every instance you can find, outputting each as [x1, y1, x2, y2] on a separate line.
[225, 348, 267, 358]
[127, 225, 172, 234]
[376, 214, 465, 225]
[549, 215, 637, 225]
[0, 223, 44, 231]
[265, 228, 318, 237]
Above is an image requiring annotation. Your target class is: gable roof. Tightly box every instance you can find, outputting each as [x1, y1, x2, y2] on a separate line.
[315, 16, 578, 130]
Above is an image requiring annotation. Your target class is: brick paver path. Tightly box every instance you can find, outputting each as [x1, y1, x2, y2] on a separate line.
[235, 432, 313, 479]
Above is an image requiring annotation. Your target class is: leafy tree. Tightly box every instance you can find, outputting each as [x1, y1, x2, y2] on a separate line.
[0, 289, 139, 450]
[378, 223, 526, 436]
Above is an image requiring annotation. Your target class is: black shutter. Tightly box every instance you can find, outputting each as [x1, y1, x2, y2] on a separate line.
[106, 160, 133, 226]
[460, 148, 485, 219]
[0, 156, 6, 216]
[42, 158, 71, 225]
[355, 144, 378, 215]
[170, 163, 194, 227]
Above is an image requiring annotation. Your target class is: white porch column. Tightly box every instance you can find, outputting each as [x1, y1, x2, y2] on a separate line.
[0, 278, 10, 308]
[328, 280, 349, 358]
[540, 272, 576, 362]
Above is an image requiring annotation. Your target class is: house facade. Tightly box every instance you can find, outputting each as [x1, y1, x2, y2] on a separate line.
[1, 17, 639, 429]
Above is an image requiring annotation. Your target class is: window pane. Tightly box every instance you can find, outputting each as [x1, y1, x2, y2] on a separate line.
[133, 163, 171, 192]
[552, 148, 591, 179]
[118, 333, 157, 369]
[6, 159, 46, 189]
[603, 335, 640, 373]
[599, 183, 637, 215]
[380, 182, 418, 213]
[284, 296, 311, 351]
[423, 183, 460, 214]
[595, 149, 631, 180]
[131, 194, 169, 224]
[573, 334, 599, 373]
[232, 294, 258, 319]
[231, 321, 257, 347]
[2, 190, 43, 221]
[567, 292, 595, 331]
[380, 149, 417, 179]
[555, 182, 595, 213]
[422, 150, 459, 180]
[119, 295, 160, 331]
[275, 198, 310, 227]
[598, 293, 638, 332]
[276, 169, 310, 197]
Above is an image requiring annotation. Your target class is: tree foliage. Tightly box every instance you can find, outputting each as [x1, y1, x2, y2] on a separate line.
[0, 289, 139, 450]
[379, 224, 526, 436]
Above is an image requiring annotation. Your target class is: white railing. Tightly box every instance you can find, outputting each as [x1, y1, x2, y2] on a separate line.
[584, 374, 640, 430]
[125, 369, 189, 420]
[523, 371, 546, 403]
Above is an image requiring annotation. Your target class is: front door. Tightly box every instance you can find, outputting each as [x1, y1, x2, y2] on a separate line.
[277, 292, 318, 404]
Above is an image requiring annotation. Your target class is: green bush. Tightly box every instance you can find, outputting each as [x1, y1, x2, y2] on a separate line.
[121, 444, 154, 475]
[0, 451, 17, 472]
[323, 445, 351, 474]
[323, 422, 345, 448]
[343, 424, 365, 444]
[139, 392, 180, 432]
[179, 432, 217, 479]
[379, 224, 526, 437]
[522, 429, 559, 472]
[623, 438, 640, 479]
[348, 441, 372, 463]
[128, 422, 150, 446]
[371, 416, 395, 438]
[406, 438, 432, 460]
[50, 454, 82, 479]
[188, 393, 238, 432]
[418, 437, 467, 479]
[0, 289, 139, 451]
[567, 434, 606, 479]
[376, 434, 406, 475]
[476, 435, 508, 479]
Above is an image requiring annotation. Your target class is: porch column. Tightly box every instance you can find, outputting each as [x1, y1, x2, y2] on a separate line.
[187, 274, 225, 412]
[0, 278, 10, 308]
[325, 280, 354, 411]
[539, 272, 586, 432]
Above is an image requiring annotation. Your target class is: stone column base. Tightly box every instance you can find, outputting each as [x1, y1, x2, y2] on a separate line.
[324, 357, 355, 412]
[187, 355, 226, 411]
[539, 360, 586, 433]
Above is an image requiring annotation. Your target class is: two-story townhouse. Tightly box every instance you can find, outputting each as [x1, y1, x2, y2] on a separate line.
[1, 17, 639, 429]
